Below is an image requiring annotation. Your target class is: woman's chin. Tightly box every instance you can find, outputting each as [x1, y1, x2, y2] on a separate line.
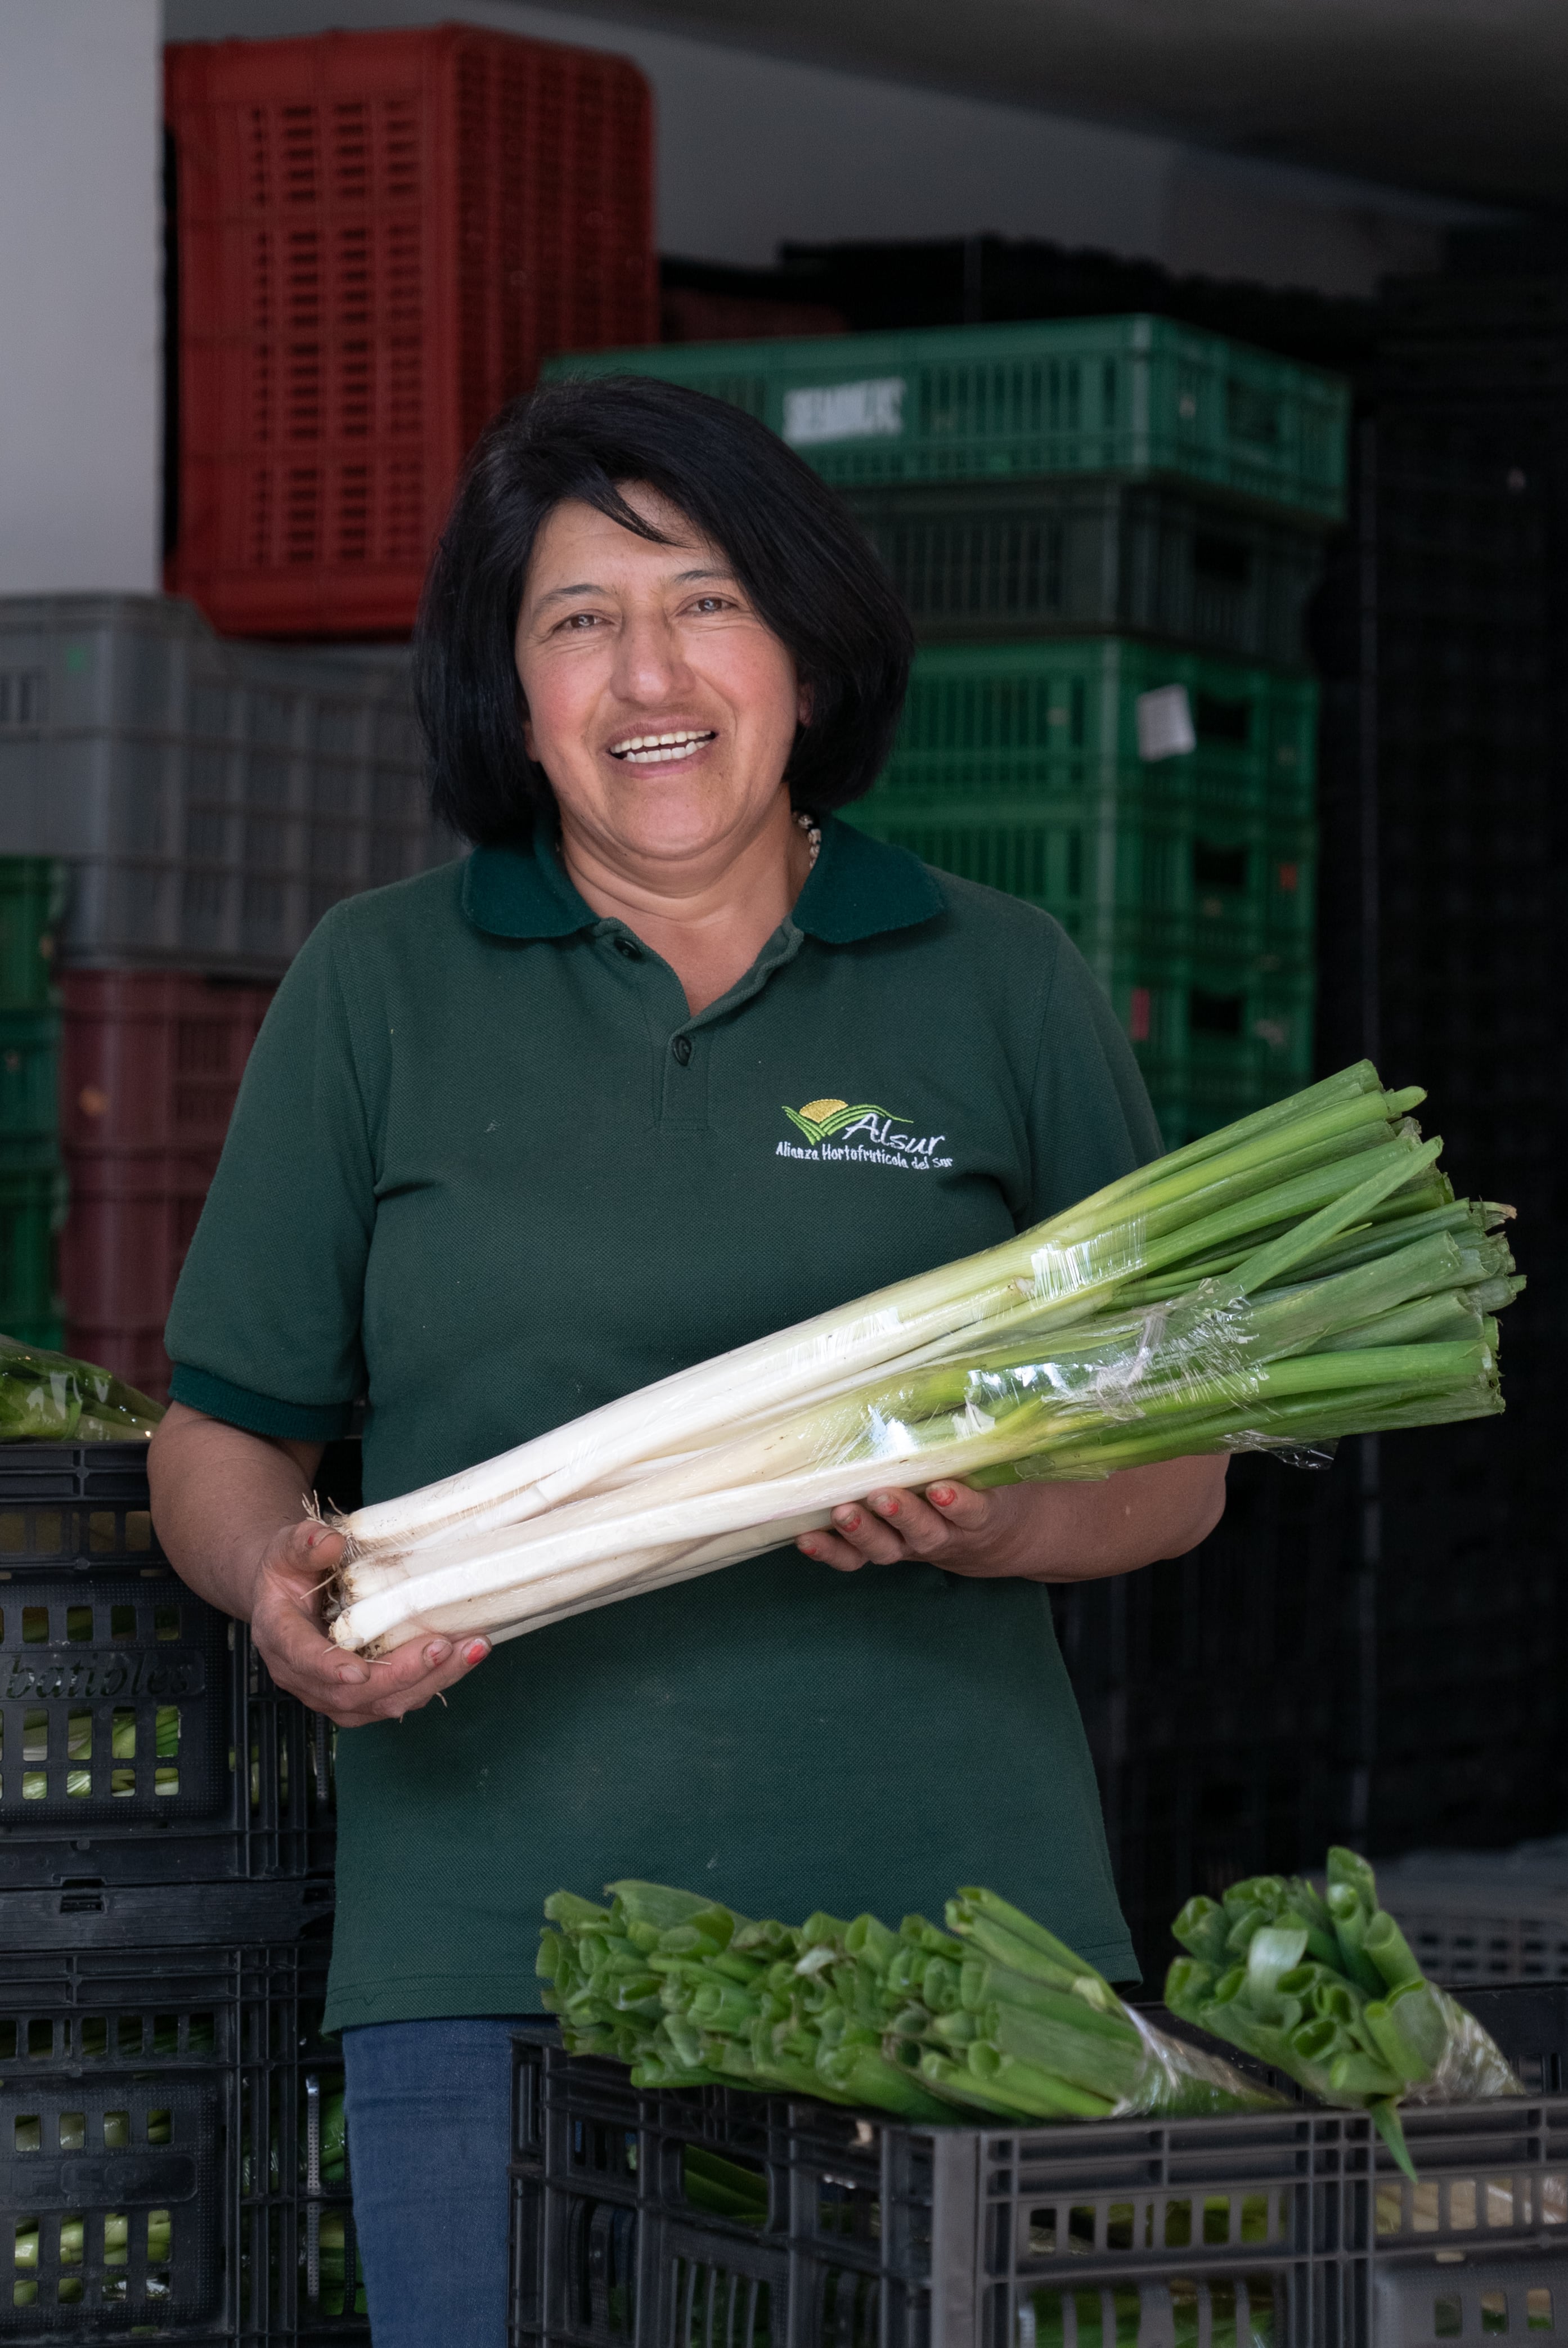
[591, 780, 777, 865]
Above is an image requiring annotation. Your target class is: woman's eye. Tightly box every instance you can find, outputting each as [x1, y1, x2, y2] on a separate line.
[558, 612, 604, 632]
[689, 596, 731, 615]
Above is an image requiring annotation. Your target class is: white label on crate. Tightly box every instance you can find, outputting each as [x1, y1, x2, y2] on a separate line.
[1135, 683, 1196, 762]
[783, 378, 906, 446]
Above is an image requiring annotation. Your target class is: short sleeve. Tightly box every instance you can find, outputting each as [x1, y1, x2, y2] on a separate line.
[165, 913, 377, 1440]
[1026, 927, 1164, 1224]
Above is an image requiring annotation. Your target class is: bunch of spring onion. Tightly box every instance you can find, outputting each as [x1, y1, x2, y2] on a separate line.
[12, 2213, 173, 2304]
[1164, 1847, 1521, 2179]
[539, 1880, 1277, 2123]
[328, 1062, 1521, 1655]
[51, 1705, 180, 1801]
[0, 1336, 163, 1442]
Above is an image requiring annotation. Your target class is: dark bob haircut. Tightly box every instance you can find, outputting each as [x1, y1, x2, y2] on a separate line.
[416, 374, 914, 846]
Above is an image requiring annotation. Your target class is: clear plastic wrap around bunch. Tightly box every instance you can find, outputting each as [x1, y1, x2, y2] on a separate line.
[1165, 1847, 1522, 2179]
[0, 1335, 164, 1442]
[327, 1063, 1523, 1655]
[539, 1880, 1283, 2125]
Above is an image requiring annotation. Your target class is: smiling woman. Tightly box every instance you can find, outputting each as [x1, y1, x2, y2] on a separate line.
[146, 375, 1224, 2348]
[511, 482, 814, 1012]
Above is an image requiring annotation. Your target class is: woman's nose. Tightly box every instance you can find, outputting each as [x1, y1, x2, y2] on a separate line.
[611, 608, 689, 704]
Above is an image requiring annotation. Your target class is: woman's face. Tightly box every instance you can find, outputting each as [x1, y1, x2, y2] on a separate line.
[514, 484, 809, 872]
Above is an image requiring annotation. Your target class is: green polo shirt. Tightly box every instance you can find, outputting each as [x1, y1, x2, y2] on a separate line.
[167, 816, 1161, 2023]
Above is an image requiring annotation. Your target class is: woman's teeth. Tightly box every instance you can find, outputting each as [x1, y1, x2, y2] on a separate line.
[609, 730, 716, 764]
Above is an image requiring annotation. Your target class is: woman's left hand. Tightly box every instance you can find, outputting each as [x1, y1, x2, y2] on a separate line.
[796, 1454, 1228, 1582]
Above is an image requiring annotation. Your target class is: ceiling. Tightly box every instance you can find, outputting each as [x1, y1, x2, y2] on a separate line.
[533, 0, 1567, 212]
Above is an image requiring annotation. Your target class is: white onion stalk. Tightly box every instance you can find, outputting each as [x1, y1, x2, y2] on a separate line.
[333, 1065, 1407, 1581]
[326, 1070, 1510, 1658]
[333, 1130, 1465, 1654]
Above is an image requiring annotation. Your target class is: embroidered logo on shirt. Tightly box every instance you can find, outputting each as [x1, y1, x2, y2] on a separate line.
[778, 1097, 953, 1170]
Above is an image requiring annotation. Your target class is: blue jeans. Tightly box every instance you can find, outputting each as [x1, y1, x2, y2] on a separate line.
[342, 2017, 551, 2347]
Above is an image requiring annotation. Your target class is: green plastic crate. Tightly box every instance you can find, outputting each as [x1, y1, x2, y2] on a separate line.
[844, 477, 1326, 667]
[543, 316, 1351, 522]
[1106, 950, 1315, 1145]
[847, 635, 1317, 977]
[848, 798, 1314, 974]
[0, 1010, 60, 1160]
[0, 858, 64, 1011]
[0, 1315, 65, 1353]
[868, 637, 1317, 823]
[0, 1161, 66, 1331]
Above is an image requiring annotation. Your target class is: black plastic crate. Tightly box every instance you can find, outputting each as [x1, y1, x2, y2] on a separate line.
[845, 476, 1326, 666]
[509, 2007, 1568, 2348]
[1050, 1452, 1361, 1978]
[0, 1933, 365, 2340]
[0, 1446, 338, 1927]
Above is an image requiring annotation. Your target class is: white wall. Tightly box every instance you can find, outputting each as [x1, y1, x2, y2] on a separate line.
[0, 0, 163, 594]
[163, 0, 1480, 297]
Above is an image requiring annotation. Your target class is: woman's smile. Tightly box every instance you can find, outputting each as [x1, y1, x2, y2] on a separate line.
[605, 726, 719, 765]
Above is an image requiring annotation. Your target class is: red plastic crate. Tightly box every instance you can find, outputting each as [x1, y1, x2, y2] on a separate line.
[59, 971, 275, 1398]
[165, 25, 658, 636]
[62, 970, 275, 1155]
[62, 1324, 178, 1403]
[59, 1153, 219, 1329]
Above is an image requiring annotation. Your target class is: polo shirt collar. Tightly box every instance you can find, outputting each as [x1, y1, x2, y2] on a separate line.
[461, 814, 945, 945]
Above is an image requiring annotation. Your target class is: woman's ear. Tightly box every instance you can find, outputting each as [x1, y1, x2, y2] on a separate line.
[796, 678, 814, 727]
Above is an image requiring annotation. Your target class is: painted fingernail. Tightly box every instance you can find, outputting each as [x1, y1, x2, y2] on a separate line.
[930, 1485, 957, 1507]
[873, 1493, 900, 1516]
[834, 1509, 862, 1532]
[337, 1664, 367, 1685]
[801, 1538, 822, 1556]
[424, 1640, 452, 1667]
[462, 1640, 489, 1665]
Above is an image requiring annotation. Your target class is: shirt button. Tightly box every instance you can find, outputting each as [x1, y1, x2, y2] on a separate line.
[671, 1035, 693, 1066]
[613, 936, 642, 960]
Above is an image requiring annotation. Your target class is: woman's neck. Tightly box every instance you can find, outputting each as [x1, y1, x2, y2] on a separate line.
[558, 796, 816, 1016]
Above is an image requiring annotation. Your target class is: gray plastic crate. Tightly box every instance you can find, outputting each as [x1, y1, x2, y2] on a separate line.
[510, 2032, 1568, 2348]
[1374, 1846, 1568, 1987]
[0, 596, 459, 980]
[846, 478, 1326, 667]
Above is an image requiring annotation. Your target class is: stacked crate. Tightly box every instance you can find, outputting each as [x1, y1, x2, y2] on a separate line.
[0, 594, 445, 1396]
[1314, 258, 1568, 1869]
[164, 24, 657, 638]
[0, 24, 659, 1402]
[546, 317, 1350, 1140]
[513, 1994, 1568, 2348]
[0, 1438, 365, 2336]
[0, 860, 66, 1350]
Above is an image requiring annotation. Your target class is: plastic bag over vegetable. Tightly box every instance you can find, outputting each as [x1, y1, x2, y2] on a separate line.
[1164, 1845, 1521, 2179]
[540, 1879, 1283, 2122]
[0, 1334, 164, 1442]
[328, 1063, 1521, 1656]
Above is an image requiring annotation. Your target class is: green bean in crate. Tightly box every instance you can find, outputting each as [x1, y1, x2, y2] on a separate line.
[543, 316, 1351, 522]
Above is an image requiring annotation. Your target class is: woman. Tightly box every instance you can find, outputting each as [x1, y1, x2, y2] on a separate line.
[149, 376, 1226, 2345]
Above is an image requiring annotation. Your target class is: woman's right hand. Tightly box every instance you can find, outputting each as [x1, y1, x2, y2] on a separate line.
[250, 1519, 489, 1729]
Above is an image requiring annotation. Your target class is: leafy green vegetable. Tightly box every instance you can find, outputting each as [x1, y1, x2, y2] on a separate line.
[1165, 1847, 1522, 2179]
[540, 1879, 1278, 2123]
